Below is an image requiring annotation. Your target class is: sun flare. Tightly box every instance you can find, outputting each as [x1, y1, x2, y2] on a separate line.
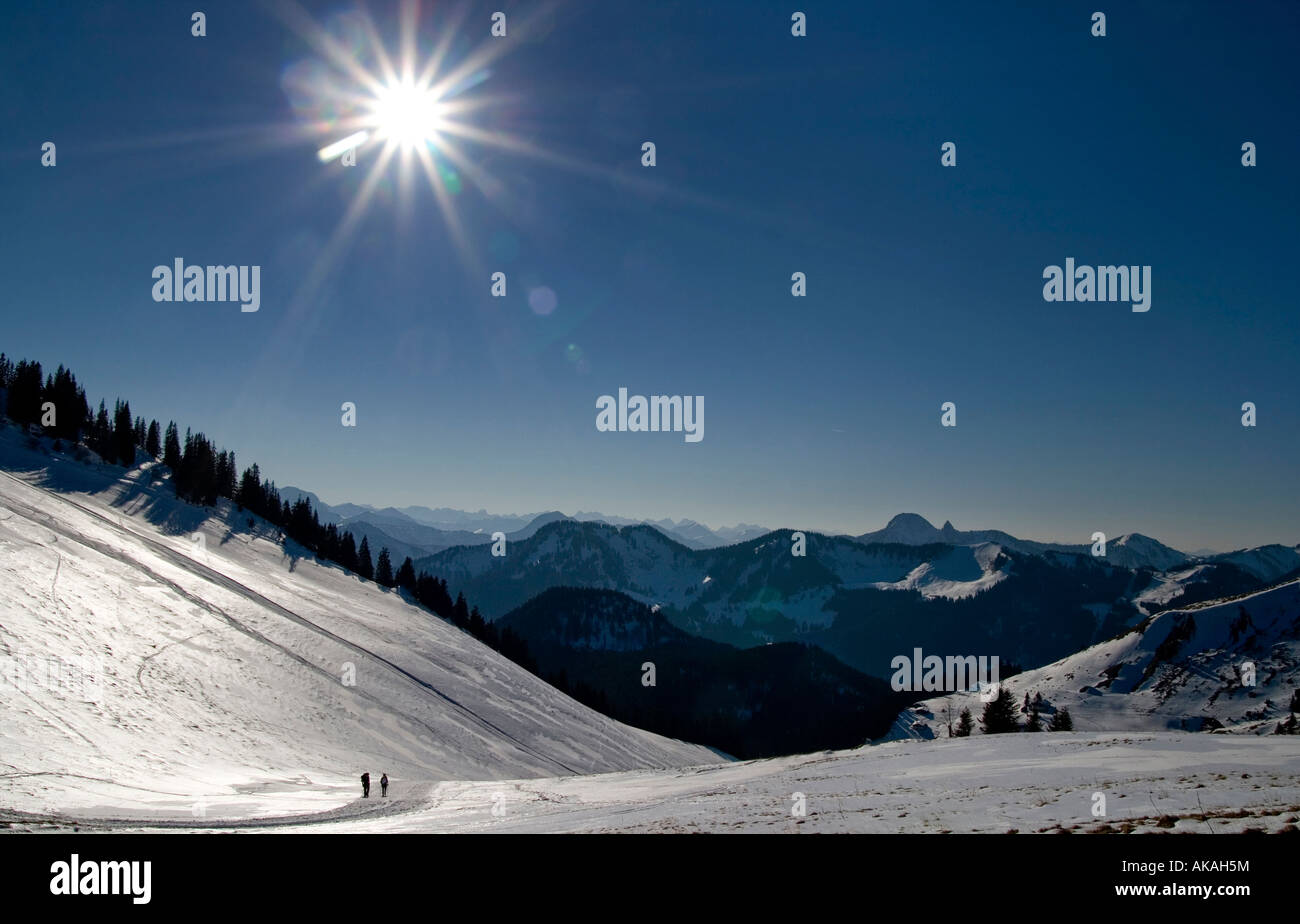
[368, 79, 444, 150]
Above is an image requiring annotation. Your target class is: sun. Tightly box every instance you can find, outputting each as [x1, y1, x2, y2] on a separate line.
[283, 2, 691, 281]
[368, 79, 444, 151]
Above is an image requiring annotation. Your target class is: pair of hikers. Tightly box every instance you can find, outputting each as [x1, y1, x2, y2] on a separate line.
[361, 772, 388, 798]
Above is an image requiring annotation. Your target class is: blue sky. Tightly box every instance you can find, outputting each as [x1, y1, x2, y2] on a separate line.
[3, 0, 1298, 551]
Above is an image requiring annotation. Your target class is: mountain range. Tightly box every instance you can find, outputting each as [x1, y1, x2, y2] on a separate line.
[280, 486, 771, 555]
[412, 516, 1299, 681]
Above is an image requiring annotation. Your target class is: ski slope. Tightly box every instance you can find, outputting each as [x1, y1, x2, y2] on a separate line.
[7, 732, 1298, 834]
[0, 431, 718, 821]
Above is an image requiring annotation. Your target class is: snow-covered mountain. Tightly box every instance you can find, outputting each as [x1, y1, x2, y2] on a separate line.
[0, 428, 717, 819]
[1211, 544, 1300, 583]
[279, 489, 770, 553]
[856, 513, 1193, 572]
[887, 579, 1300, 742]
[417, 522, 1171, 675]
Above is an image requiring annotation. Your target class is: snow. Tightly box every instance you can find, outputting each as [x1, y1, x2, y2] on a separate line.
[1213, 545, 1300, 583]
[1133, 564, 1214, 614]
[869, 543, 1008, 600]
[3, 426, 1296, 835]
[0, 428, 717, 822]
[10, 733, 1298, 834]
[885, 578, 1300, 741]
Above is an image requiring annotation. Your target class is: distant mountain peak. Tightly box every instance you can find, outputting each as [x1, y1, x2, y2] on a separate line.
[886, 513, 935, 529]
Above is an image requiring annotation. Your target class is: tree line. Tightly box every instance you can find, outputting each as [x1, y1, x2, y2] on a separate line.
[943, 686, 1073, 736]
[0, 352, 535, 677]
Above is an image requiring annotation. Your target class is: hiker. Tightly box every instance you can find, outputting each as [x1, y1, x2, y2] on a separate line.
[380, 773, 389, 798]
[361, 772, 370, 798]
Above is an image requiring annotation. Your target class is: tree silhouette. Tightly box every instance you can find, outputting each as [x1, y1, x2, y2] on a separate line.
[357, 537, 374, 580]
[980, 685, 1019, 734]
[375, 547, 394, 587]
[1048, 708, 1073, 731]
[163, 421, 181, 471]
[395, 556, 417, 591]
[954, 708, 974, 737]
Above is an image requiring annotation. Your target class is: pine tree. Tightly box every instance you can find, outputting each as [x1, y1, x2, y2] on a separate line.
[237, 464, 261, 512]
[357, 537, 374, 580]
[7, 360, 43, 426]
[339, 532, 358, 572]
[43, 365, 87, 440]
[163, 422, 181, 471]
[112, 400, 135, 466]
[1048, 708, 1074, 731]
[980, 685, 1019, 734]
[92, 401, 112, 458]
[321, 523, 340, 562]
[954, 708, 974, 737]
[395, 557, 417, 591]
[145, 420, 161, 458]
[375, 548, 394, 587]
[1023, 704, 1041, 731]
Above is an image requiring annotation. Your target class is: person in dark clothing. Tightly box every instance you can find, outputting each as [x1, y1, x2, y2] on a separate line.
[361, 772, 370, 798]
[380, 773, 389, 797]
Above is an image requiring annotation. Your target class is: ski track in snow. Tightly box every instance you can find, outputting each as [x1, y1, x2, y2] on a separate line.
[0, 437, 718, 823]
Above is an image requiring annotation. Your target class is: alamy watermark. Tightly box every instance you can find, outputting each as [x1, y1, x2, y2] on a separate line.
[151, 258, 260, 312]
[0, 652, 104, 703]
[1042, 258, 1150, 312]
[596, 387, 703, 443]
[890, 648, 999, 694]
[49, 854, 150, 904]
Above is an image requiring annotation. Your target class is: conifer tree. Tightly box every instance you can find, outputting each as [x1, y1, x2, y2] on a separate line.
[92, 401, 112, 458]
[954, 708, 974, 737]
[357, 536, 374, 580]
[145, 420, 161, 458]
[395, 556, 417, 591]
[163, 422, 181, 471]
[375, 547, 394, 587]
[7, 360, 43, 426]
[112, 400, 135, 465]
[980, 685, 1019, 734]
[1048, 708, 1074, 731]
[339, 531, 358, 572]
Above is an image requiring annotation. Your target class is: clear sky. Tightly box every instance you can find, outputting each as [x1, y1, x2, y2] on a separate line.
[3, 0, 1297, 551]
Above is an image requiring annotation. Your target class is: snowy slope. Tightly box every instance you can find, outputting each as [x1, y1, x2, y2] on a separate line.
[869, 542, 1008, 600]
[12, 733, 1298, 834]
[0, 431, 718, 820]
[886, 579, 1300, 741]
[1211, 544, 1300, 583]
